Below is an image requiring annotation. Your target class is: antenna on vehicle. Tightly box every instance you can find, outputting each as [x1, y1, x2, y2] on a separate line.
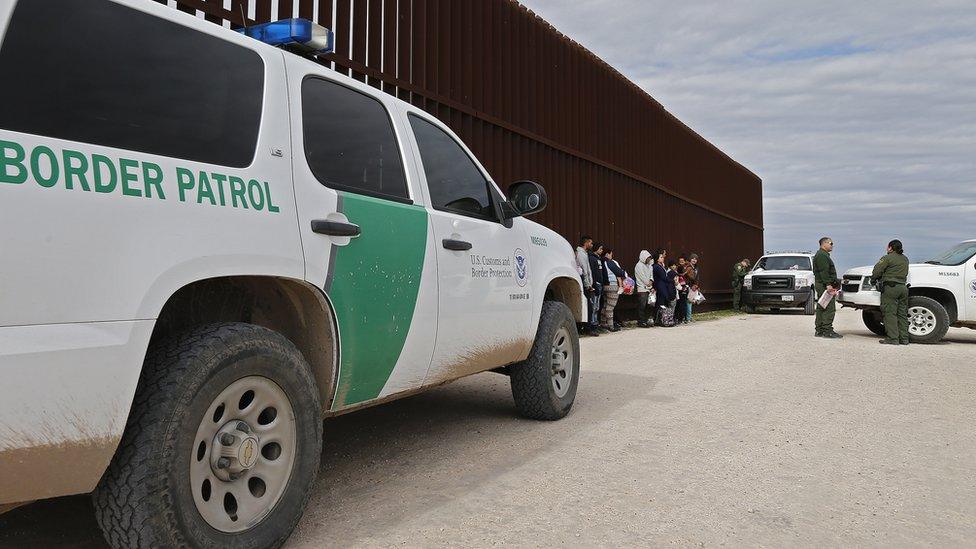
[238, 5, 248, 32]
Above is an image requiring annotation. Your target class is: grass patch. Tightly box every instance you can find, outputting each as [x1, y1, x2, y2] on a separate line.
[692, 309, 743, 322]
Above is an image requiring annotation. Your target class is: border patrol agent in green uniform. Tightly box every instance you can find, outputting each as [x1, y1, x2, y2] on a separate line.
[731, 258, 750, 311]
[813, 236, 842, 338]
[872, 239, 910, 345]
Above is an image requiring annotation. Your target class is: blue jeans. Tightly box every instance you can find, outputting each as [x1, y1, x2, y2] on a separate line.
[686, 301, 693, 321]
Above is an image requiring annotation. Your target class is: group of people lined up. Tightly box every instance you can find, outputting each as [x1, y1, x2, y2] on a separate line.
[574, 235, 703, 336]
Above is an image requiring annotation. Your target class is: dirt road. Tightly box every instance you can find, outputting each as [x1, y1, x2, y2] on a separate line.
[2, 308, 974, 547]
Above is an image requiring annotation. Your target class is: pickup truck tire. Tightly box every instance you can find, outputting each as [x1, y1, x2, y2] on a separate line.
[862, 310, 886, 336]
[92, 322, 322, 549]
[908, 296, 950, 344]
[510, 301, 580, 420]
[804, 293, 816, 315]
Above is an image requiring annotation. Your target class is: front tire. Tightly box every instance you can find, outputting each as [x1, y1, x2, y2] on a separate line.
[93, 323, 323, 548]
[510, 301, 580, 420]
[908, 296, 950, 344]
[862, 309, 886, 336]
[804, 293, 816, 315]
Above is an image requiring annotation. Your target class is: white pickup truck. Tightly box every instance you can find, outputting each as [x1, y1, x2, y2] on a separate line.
[741, 252, 818, 315]
[838, 240, 976, 343]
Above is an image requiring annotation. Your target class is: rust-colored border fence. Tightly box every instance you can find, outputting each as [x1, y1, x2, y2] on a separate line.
[159, 0, 763, 305]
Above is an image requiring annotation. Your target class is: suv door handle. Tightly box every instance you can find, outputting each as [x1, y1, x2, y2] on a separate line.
[442, 239, 472, 251]
[311, 219, 361, 237]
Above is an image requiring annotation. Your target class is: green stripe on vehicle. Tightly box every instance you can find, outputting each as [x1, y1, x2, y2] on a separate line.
[328, 192, 428, 409]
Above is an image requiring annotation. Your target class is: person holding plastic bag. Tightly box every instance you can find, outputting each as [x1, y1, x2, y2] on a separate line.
[575, 235, 599, 336]
[588, 242, 609, 333]
[681, 263, 699, 323]
[653, 255, 679, 326]
[634, 250, 655, 327]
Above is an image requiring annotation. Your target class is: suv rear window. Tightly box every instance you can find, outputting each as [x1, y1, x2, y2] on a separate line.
[301, 78, 409, 201]
[0, 0, 264, 168]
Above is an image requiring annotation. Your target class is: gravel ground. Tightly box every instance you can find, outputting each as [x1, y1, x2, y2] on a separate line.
[2, 308, 974, 548]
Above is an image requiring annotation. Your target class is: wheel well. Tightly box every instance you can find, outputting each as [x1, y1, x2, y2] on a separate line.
[910, 287, 958, 323]
[150, 277, 337, 411]
[545, 277, 584, 322]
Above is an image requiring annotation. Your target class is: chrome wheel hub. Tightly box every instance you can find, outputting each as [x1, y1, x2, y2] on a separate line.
[190, 376, 297, 533]
[550, 327, 574, 398]
[908, 306, 936, 336]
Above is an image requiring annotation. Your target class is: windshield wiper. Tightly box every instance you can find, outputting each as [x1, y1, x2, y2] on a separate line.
[924, 260, 942, 265]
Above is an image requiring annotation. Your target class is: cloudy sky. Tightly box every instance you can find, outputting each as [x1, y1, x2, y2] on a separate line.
[521, 0, 976, 272]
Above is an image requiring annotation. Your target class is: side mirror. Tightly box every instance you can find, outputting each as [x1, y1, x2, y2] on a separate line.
[504, 180, 548, 219]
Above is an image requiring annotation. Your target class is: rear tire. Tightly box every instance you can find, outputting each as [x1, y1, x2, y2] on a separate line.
[908, 296, 950, 344]
[510, 301, 580, 420]
[92, 323, 322, 549]
[862, 309, 886, 336]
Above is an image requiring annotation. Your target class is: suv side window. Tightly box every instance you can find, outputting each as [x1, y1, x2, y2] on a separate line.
[302, 78, 409, 201]
[0, 0, 263, 168]
[408, 115, 497, 221]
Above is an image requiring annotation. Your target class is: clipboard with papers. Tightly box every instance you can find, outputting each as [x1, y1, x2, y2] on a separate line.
[817, 289, 835, 309]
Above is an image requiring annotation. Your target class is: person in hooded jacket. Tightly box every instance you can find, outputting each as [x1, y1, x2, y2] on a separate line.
[634, 250, 654, 327]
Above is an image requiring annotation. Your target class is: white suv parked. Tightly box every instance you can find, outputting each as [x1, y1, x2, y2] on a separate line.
[0, 1, 585, 546]
[742, 252, 818, 314]
[839, 240, 976, 343]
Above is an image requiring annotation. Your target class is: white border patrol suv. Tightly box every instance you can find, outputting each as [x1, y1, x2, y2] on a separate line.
[839, 240, 976, 343]
[0, 2, 585, 546]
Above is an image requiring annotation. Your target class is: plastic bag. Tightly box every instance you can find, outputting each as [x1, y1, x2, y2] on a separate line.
[649, 291, 657, 305]
[622, 277, 635, 295]
[659, 301, 676, 327]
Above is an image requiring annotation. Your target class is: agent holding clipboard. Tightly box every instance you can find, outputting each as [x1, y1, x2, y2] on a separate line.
[813, 237, 843, 339]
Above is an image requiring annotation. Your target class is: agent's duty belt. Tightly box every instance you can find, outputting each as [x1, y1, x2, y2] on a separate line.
[882, 280, 906, 287]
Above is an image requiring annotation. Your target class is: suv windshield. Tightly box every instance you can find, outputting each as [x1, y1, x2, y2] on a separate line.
[925, 241, 976, 266]
[754, 256, 811, 271]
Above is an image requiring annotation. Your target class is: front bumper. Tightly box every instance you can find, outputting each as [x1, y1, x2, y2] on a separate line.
[742, 288, 812, 306]
[838, 289, 881, 308]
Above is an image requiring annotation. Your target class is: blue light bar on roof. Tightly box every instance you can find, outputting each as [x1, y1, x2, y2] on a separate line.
[236, 18, 334, 54]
